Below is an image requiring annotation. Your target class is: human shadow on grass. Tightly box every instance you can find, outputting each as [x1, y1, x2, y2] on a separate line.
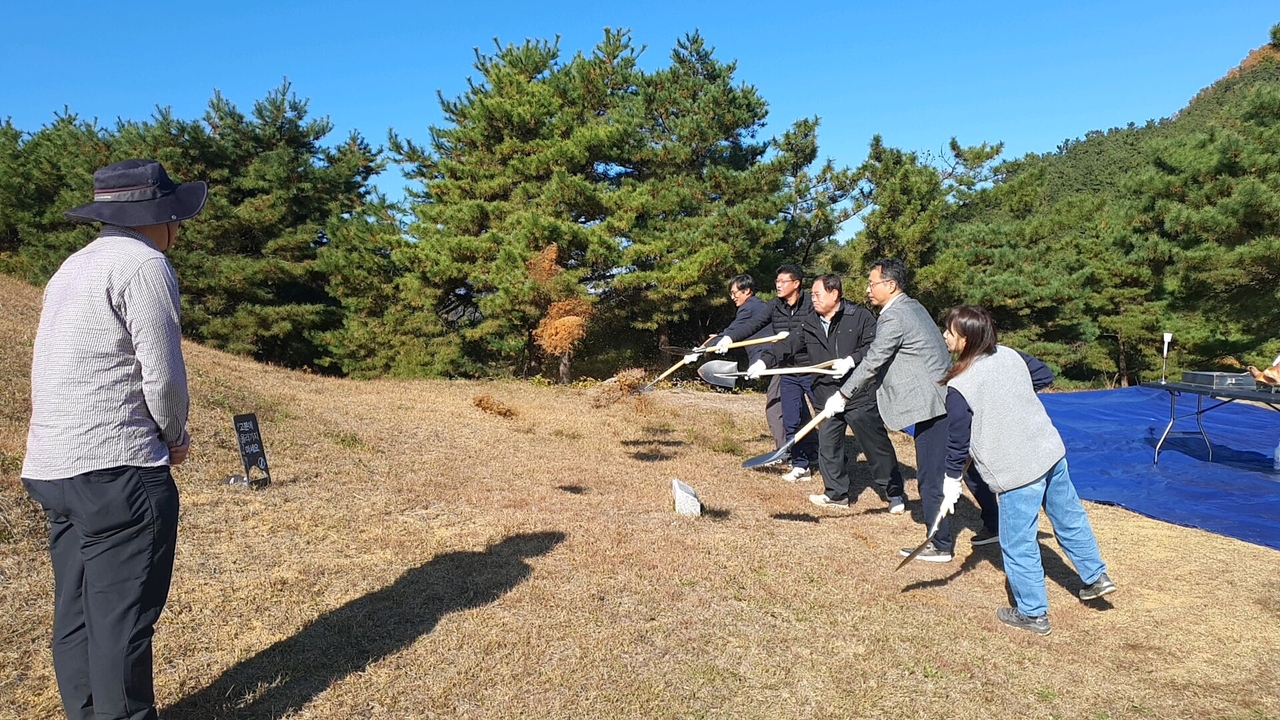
[164, 531, 566, 720]
[623, 438, 685, 462]
[897, 498, 999, 592]
[621, 439, 685, 448]
[901, 528, 1116, 613]
[771, 512, 820, 523]
[996, 541, 1118, 612]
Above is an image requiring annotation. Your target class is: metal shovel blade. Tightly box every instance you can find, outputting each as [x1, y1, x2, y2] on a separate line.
[697, 360, 740, 389]
[742, 444, 790, 469]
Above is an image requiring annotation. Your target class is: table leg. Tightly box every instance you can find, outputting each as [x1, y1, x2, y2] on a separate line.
[1196, 394, 1212, 462]
[1154, 390, 1177, 465]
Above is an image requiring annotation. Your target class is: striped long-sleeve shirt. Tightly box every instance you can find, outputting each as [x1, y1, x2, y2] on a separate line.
[22, 226, 189, 480]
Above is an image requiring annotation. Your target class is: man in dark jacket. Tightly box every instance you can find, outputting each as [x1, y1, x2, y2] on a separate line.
[764, 264, 819, 480]
[751, 274, 906, 510]
[707, 274, 775, 362]
[706, 273, 786, 444]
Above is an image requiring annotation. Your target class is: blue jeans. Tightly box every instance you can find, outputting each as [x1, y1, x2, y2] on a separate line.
[778, 374, 817, 468]
[997, 457, 1107, 617]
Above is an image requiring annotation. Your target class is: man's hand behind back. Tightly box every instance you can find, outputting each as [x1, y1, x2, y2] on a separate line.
[168, 430, 191, 466]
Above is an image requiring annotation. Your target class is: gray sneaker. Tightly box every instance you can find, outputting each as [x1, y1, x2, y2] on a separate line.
[1079, 572, 1117, 600]
[887, 495, 906, 514]
[897, 542, 953, 563]
[996, 607, 1051, 635]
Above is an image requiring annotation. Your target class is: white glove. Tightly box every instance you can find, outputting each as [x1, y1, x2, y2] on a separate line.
[831, 356, 856, 375]
[745, 359, 767, 380]
[712, 335, 734, 354]
[822, 393, 846, 417]
[682, 353, 700, 365]
[940, 475, 963, 517]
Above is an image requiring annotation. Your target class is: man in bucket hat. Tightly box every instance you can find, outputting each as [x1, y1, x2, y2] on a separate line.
[22, 159, 205, 720]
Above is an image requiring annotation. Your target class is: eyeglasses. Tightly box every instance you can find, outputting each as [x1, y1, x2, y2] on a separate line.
[775, 278, 799, 286]
[729, 288, 746, 298]
[867, 279, 894, 289]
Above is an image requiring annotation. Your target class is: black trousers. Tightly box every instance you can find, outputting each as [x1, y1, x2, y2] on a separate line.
[913, 415, 954, 553]
[24, 466, 179, 720]
[816, 401, 903, 503]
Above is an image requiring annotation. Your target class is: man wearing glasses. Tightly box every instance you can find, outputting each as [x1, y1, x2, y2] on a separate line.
[759, 265, 820, 481]
[828, 258, 958, 562]
[706, 273, 784, 447]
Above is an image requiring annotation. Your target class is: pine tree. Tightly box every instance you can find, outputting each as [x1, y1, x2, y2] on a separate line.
[610, 32, 786, 351]
[388, 31, 637, 375]
[771, 117, 859, 273]
[1130, 83, 1280, 368]
[113, 82, 384, 369]
[835, 135, 1001, 290]
[5, 112, 110, 281]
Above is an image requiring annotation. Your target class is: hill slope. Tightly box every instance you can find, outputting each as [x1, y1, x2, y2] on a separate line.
[1, 275, 1278, 719]
[1032, 43, 1280, 203]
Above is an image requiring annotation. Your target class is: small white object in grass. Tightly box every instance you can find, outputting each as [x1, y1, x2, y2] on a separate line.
[672, 478, 702, 517]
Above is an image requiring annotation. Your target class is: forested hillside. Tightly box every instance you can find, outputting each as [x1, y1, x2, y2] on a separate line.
[3, 26, 1279, 386]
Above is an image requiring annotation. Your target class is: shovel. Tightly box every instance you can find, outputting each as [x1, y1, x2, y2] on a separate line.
[698, 359, 840, 389]
[715, 359, 840, 380]
[741, 406, 834, 469]
[697, 360, 742, 389]
[636, 332, 790, 393]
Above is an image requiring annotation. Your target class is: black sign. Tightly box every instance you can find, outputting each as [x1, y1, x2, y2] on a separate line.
[233, 413, 271, 488]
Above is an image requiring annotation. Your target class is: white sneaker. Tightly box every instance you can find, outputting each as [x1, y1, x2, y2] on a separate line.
[888, 496, 906, 514]
[809, 494, 849, 508]
[782, 466, 813, 482]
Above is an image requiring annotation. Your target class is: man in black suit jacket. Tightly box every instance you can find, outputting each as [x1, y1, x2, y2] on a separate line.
[753, 274, 905, 510]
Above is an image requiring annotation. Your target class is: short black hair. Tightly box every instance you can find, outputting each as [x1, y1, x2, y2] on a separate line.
[815, 273, 843, 298]
[775, 264, 804, 283]
[730, 273, 755, 294]
[869, 257, 908, 292]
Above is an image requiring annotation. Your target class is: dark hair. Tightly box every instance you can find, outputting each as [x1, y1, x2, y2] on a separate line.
[775, 264, 804, 283]
[869, 257, 908, 292]
[730, 273, 755, 294]
[814, 273, 843, 298]
[940, 305, 998, 384]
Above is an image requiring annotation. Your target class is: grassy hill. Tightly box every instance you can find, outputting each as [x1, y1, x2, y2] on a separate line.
[1, 273, 1278, 719]
[1031, 43, 1280, 204]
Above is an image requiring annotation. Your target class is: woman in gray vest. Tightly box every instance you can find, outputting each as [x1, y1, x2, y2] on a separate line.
[940, 306, 1116, 635]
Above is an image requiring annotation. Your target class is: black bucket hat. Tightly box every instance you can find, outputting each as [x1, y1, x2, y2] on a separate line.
[65, 159, 208, 226]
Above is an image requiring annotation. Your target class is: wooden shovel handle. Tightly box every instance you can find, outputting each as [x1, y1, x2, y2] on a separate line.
[649, 357, 691, 386]
[694, 331, 790, 353]
[789, 409, 829, 446]
[727, 331, 789, 348]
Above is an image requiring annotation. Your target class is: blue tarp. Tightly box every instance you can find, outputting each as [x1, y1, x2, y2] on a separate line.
[1041, 386, 1280, 551]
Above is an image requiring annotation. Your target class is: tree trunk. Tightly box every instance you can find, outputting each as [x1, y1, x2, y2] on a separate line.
[558, 352, 572, 385]
[1117, 336, 1130, 387]
[657, 322, 670, 364]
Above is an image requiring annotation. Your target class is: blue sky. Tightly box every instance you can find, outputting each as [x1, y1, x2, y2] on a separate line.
[3, 1, 1276, 204]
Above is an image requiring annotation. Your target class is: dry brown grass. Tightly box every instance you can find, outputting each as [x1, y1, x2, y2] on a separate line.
[1, 273, 1278, 720]
[473, 394, 518, 418]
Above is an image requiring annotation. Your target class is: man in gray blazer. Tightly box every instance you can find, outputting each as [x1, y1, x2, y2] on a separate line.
[825, 258, 959, 562]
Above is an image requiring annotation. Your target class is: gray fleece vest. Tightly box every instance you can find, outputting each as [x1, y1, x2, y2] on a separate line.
[947, 345, 1066, 493]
